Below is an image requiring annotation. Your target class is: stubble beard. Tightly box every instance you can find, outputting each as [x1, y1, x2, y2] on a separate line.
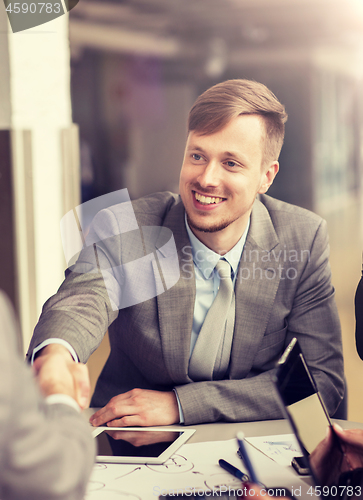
[183, 183, 239, 233]
[186, 212, 237, 233]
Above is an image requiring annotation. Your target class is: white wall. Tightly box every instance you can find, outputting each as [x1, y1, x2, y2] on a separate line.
[0, 5, 78, 350]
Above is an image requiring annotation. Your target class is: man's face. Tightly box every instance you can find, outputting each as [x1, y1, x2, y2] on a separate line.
[179, 114, 278, 252]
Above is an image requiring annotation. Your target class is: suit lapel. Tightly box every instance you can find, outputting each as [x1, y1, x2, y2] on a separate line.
[154, 199, 195, 384]
[230, 198, 281, 378]
[153, 196, 282, 383]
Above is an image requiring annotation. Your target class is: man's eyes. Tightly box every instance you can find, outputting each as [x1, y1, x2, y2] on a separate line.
[190, 154, 241, 169]
[224, 160, 242, 169]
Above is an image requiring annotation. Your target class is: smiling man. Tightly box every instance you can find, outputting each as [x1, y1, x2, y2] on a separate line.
[179, 113, 277, 253]
[28, 79, 344, 427]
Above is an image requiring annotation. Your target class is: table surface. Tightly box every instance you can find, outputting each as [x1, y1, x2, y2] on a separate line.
[84, 408, 363, 442]
[84, 410, 363, 500]
[174, 417, 363, 443]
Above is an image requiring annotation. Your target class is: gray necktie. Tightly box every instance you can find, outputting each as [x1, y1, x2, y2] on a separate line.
[189, 259, 235, 381]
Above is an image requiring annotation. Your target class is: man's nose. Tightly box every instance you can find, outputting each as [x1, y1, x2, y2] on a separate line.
[197, 161, 220, 188]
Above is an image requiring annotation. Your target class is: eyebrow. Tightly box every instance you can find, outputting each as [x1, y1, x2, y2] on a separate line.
[224, 150, 244, 159]
[188, 145, 239, 156]
[186, 145, 205, 153]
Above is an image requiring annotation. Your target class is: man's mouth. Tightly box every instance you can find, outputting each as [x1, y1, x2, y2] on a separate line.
[194, 191, 225, 205]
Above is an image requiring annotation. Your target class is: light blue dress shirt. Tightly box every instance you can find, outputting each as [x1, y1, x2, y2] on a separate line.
[185, 215, 250, 355]
[174, 216, 250, 422]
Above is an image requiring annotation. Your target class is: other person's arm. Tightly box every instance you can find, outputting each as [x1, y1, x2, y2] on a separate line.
[0, 292, 95, 500]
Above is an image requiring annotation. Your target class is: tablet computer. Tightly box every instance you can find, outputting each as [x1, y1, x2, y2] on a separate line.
[272, 337, 342, 484]
[273, 337, 332, 456]
[92, 427, 195, 464]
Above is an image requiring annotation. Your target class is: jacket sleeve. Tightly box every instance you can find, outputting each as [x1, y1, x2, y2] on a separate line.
[26, 208, 123, 363]
[0, 292, 95, 500]
[175, 219, 344, 425]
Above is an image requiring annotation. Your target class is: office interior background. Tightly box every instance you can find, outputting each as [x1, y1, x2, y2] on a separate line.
[0, 0, 363, 421]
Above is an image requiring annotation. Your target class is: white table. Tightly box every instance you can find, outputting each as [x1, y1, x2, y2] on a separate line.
[83, 411, 363, 500]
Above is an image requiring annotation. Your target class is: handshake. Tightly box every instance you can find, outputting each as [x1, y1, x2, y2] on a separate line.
[33, 344, 91, 410]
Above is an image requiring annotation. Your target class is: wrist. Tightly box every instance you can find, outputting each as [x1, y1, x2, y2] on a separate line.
[45, 394, 81, 412]
[36, 343, 74, 361]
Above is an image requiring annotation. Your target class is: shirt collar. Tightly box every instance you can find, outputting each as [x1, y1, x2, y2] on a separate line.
[185, 215, 250, 279]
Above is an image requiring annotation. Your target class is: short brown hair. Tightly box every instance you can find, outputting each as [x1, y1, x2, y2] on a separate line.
[188, 79, 288, 164]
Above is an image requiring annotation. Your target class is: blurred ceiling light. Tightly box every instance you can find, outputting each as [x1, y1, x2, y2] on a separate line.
[73, 1, 135, 21]
[204, 37, 228, 78]
[72, 1, 170, 31]
[241, 25, 269, 44]
[69, 20, 181, 58]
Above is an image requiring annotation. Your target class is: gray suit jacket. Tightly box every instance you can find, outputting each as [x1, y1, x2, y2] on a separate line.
[0, 291, 95, 500]
[29, 192, 344, 425]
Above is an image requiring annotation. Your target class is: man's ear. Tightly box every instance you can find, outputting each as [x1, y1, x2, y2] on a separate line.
[258, 161, 279, 194]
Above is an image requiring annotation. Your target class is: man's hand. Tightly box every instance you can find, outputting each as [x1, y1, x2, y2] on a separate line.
[309, 424, 363, 486]
[33, 344, 91, 410]
[89, 388, 179, 427]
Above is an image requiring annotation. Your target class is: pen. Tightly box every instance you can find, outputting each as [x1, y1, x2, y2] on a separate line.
[236, 431, 260, 484]
[218, 459, 249, 482]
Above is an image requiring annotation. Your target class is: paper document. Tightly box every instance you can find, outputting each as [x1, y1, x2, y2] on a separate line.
[245, 434, 303, 467]
[86, 437, 309, 500]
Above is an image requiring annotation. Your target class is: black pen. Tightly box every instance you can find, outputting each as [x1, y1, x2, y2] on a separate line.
[218, 459, 249, 482]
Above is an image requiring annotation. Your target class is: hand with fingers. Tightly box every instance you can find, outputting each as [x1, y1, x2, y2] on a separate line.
[89, 388, 179, 427]
[309, 424, 363, 486]
[33, 344, 91, 410]
[332, 426, 363, 470]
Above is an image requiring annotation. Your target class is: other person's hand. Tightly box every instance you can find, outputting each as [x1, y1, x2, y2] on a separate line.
[89, 388, 179, 427]
[33, 344, 91, 410]
[310, 424, 363, 485]
[334, 426, 363, 469]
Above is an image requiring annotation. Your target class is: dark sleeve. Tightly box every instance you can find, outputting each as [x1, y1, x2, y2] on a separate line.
[355, 267, 363, 360]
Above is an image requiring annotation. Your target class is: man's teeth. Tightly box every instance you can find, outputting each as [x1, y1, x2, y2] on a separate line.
[194, 192, 223, 205]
